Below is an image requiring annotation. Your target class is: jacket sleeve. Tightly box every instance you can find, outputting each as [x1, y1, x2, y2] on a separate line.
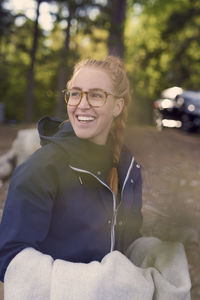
[0, 148, 57, 282]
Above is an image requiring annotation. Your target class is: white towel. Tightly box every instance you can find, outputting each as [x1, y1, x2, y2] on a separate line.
[4, 248, 53, 300]
[4, 237, 191, 300]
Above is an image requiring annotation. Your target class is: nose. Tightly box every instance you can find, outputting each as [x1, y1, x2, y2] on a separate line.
[77, 93, 91, 109]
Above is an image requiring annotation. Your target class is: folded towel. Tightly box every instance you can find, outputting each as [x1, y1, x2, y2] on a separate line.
[126, 237, 191, 300]
[4, 237, 191, 300]
[50, 251, 154, 300]
[4, 248, 53, 300]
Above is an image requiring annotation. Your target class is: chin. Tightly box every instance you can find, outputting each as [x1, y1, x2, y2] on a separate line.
[74, 129, 93, 140]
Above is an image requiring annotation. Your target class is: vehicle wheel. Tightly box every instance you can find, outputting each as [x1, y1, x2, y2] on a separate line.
[181, 114, 194, 132]
[153, 109, 163, 131]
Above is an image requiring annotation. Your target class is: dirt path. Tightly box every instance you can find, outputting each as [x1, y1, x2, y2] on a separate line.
[0, 125, 21, 300]
[126, 127, 200, 300]
[0, 125, 200, 299]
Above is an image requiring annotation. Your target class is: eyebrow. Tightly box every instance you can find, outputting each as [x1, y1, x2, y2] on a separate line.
[71, 87, 105, 92]
[71, 86, 82, 90]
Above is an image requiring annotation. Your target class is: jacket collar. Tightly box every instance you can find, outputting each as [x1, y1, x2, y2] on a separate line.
[38, 116, 141, 185]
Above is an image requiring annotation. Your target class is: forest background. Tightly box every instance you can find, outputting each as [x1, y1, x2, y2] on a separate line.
[0, 0, 200, 124]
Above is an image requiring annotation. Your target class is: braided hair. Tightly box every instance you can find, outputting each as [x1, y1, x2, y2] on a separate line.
[67, 56, 131, 196]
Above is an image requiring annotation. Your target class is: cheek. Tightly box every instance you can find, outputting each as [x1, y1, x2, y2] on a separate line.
[67, 106, 75, 119]
[102, 102, 116, 121]
[98, 108, 114, 126]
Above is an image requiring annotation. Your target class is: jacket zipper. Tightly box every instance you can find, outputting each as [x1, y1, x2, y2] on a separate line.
[109, 157, 135, 250]
[69, 158, 134, 252]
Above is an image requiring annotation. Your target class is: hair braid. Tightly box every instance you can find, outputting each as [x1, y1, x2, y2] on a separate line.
[103, 57, 131, 197]
[67, 56, 131, 196]
[109, 101, 129, 196]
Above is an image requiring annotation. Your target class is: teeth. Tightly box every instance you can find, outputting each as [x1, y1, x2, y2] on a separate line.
[77, 116, 95, 121]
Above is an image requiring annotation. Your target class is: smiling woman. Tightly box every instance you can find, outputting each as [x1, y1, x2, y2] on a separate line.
[0, 54, 142, 278]
[0, 56, 191, 300]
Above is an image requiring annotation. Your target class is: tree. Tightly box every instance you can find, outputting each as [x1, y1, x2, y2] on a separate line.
[25, 0, 42, 122]
[54, 1, 74, 119]
[107, 0, 127, 58]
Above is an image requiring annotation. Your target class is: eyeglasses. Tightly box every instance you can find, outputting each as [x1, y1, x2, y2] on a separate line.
[63, 88, 117, 108]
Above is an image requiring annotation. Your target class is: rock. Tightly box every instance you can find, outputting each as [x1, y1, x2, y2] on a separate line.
[12, 129, 40, 165]
[0, 129, 40, 179]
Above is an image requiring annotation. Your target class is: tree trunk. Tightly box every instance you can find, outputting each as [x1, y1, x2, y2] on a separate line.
[25, 0, 41, 123]
[107, 0, 127, 58]
[55, 12, 71, 119]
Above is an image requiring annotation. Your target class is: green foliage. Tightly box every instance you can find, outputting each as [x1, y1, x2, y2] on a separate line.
[125, 0, 200, 124]
[0, 18, 52, 121]
[0, 0, 200, 124]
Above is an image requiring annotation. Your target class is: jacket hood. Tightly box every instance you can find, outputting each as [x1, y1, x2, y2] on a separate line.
[38, 116, 75, 146]
[37, 116, 113, 178]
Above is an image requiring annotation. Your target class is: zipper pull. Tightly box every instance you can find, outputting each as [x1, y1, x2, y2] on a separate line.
[78, 176, 83, 185]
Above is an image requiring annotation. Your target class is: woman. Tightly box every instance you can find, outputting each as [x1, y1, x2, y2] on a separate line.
[0, 56, 191, 300]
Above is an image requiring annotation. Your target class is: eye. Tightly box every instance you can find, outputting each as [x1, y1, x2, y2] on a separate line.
[70, 90, 81, 98]
[90, 91, 104, 99]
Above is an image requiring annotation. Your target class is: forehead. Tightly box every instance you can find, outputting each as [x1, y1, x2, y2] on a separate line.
[71, 67, 112, 91]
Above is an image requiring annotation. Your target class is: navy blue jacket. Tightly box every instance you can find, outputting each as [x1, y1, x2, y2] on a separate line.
[0, 116, 142, 282]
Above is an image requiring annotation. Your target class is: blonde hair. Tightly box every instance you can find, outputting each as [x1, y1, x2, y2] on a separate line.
[67, 56, 131, 196]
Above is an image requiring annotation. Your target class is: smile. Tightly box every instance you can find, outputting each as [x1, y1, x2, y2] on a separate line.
[77, 115, 96, 123]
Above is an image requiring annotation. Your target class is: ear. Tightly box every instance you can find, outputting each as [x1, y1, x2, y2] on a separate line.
[113, 98, 124, 118]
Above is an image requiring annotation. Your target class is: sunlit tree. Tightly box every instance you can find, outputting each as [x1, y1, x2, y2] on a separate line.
[107, 0, 127, 58]
[0, 0, 15, 58]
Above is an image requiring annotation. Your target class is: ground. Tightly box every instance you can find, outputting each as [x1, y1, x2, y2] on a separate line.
[0, 124, 200, 299]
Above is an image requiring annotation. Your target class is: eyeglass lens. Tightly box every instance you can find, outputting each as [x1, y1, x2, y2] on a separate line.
[65, 89, 106, 107]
